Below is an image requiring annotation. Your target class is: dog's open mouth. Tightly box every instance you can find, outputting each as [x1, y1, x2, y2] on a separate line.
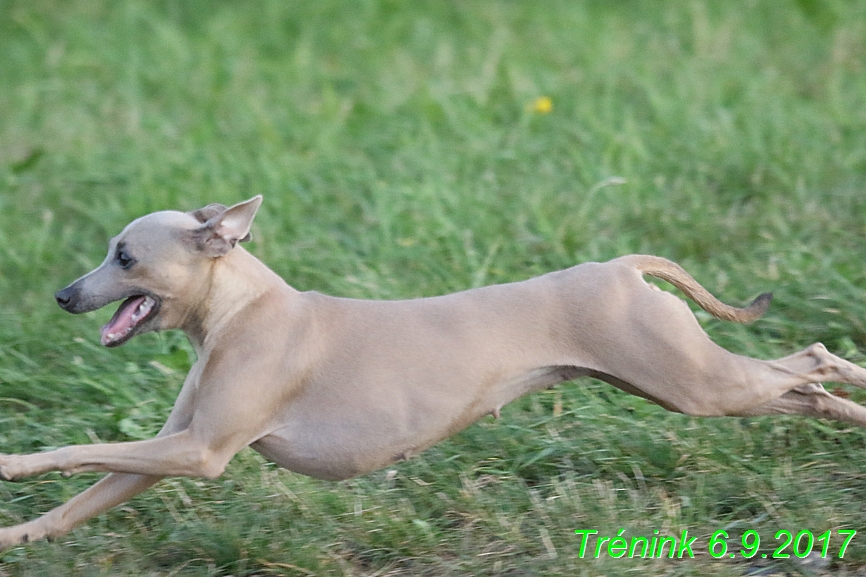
[100, 295, 159, 347]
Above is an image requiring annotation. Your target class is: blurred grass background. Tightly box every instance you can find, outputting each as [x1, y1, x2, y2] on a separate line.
[1, 0, 866, 575]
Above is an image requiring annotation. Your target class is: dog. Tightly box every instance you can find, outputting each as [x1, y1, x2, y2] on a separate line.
[2, 195, 866, 547]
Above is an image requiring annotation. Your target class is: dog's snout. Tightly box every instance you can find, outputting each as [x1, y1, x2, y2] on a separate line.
[55, 285, 78, 312]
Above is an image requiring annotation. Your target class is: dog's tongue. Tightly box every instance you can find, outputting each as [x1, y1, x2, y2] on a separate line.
[100, 296, 146, 346]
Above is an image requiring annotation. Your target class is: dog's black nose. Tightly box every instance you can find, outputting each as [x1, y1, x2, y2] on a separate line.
[55, 286, 76, 311]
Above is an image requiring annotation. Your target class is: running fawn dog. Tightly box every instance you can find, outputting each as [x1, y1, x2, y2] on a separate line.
[2, 196, 865, 547]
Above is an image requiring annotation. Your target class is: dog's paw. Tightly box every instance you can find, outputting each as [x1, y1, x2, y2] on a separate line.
[0, 528, 25, 550]
[0, 455, 20, 482]
[0, 524, 44, 549]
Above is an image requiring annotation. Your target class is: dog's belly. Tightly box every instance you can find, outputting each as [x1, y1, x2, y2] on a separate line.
[250, 365, 590, 481]
[250, 418, 441, 481]
[251, 432, 361, 480]
[252, 419, 481, 481]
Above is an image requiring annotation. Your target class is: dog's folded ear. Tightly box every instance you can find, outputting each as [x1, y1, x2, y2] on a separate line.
[188, 203, 228, 224]
[192, 196, 263, 257]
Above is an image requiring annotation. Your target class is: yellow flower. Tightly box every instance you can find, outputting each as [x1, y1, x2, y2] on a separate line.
[531, 96, 553, 114]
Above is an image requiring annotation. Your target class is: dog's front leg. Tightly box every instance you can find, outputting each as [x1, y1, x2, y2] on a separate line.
[0, 360, 266, 483]
[0, 473, 162, 548]
[0, 382, 206, 548]
[0, 428, 241, 481]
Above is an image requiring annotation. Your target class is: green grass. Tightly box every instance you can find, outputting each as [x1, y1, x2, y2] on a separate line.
[2, 0, 866, 574]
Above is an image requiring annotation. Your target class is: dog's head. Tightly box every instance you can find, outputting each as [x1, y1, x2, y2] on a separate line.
[55, 196, 263, 347]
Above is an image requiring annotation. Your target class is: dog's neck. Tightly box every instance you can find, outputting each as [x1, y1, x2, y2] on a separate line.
[181, 247, 294, 353]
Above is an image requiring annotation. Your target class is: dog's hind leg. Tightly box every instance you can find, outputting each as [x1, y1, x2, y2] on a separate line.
[736, 382, 866, 427]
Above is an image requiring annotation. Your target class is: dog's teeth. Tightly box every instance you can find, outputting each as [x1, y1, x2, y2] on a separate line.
[131, 297, 154, 323]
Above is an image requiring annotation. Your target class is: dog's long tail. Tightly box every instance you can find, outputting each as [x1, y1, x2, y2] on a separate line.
[618, 254, 772, 323]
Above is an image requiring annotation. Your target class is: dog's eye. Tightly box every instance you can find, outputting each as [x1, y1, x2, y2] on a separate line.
[116, 250, 135, 270]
